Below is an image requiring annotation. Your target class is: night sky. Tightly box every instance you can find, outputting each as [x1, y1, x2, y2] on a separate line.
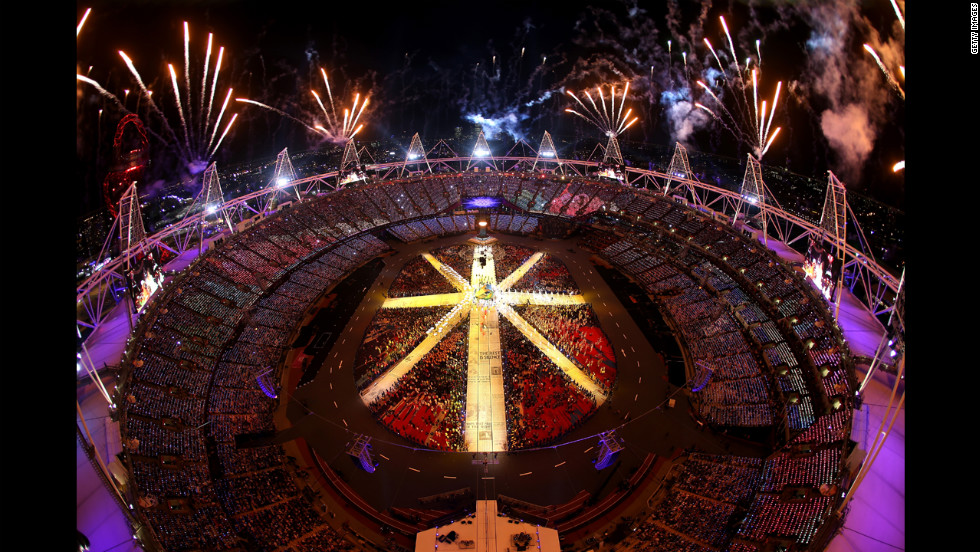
[76, 0, 906, 215]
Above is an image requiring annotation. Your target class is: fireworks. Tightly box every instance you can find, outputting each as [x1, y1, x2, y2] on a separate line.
[236, 67, 369, 145]
[312, 68, 369, 141]
[113, 23, 238, 174]
[863, 44, 904, 101]
[77, 7, 91, 38]
[695, 17, 783, 160]
[564, 83, 639, 137]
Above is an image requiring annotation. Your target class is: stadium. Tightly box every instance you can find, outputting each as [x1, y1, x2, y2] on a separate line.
[76, 134, 905, 552]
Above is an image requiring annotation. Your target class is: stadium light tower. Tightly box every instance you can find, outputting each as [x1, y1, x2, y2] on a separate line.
[183, 163, 235, 255]
[264, 148, 300, 211]
[466, 130, 498, 171]
[733, 154, 769, 245]
[662, 142, 698, 200]
[401, 132, 432, 177]
[602, 132, 624, 167]
[532, 131, 563, 174]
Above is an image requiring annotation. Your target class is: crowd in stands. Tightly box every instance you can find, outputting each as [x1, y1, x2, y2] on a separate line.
[625, 522, 717, 552]
[758, 447, 841, 492]
[111, 171, 854, 551]
[674, 453, 762, 504]
[647, 488, 737, 549]
[736, 494, 833, 544]
[581, 195, 855, 435]
[290, 526, 357, 551]
[119, 194, 406, 550]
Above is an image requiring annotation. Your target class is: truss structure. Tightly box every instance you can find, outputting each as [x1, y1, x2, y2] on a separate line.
[337, 140, 370, 189]
[504, 139, 537, 171]
[346, 435, 376, 473]
[594, 430, 624, 470]
[118, 183, 148, 269]
[428, 139, 458, 160]
[184, 163, 234, 232]
[466, 130, 498, 171]
[341, 140, 361, 172]
[819, 172, 849, 318]
[77, 150, 903, 347]
[532, 131, 563, 173]
[602, 133, 624, 166]
[860, 268, 904, 393]
[662, 142, 698, 199]
[263, 148, 300, 211]
[400, 133, 431, 177]
[893, 269, 905, 335]
[734, 154, 770, 244]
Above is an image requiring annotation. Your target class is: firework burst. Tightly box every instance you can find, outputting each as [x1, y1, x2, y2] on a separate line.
[312, 68, 369, 141]
[694, 16, 783, 160]
[564, 82, 639, 137]
[236, 67, 369, 145]
[110, 22, 239, 174]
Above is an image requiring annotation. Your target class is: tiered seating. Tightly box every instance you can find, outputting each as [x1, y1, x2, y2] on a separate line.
[791, 411, 850, 445]
[142, 504, 240, 551]
[493, 214, 512, 233]
[231, 496, 327, 550]
[520, 215, 538, 233]
[530, 179, 562, 212]
[423, 178, 451, 212]
[215, 443, 285, 476]
[644, 197, 674, 220]
[649, 489, 737, 548]
[367, 182, 404, 221]
[130, 456, 209, 498]
[546, 181, 581, 214]
[509, 214, 528, 233]
[675, 453, 763, 504]
[125, 416, 206, 459]
[628, 522, 716, 552]
[215, 467, 299, 515]
[126, 381, 208, 427]
[132, 351, 211, 390]
[292, 525, 357, 551]
[387, 223, 418, 242]
[736, 494, 833, 545]
[624, 194, 654, 218]
[759, 448, 841, 492]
